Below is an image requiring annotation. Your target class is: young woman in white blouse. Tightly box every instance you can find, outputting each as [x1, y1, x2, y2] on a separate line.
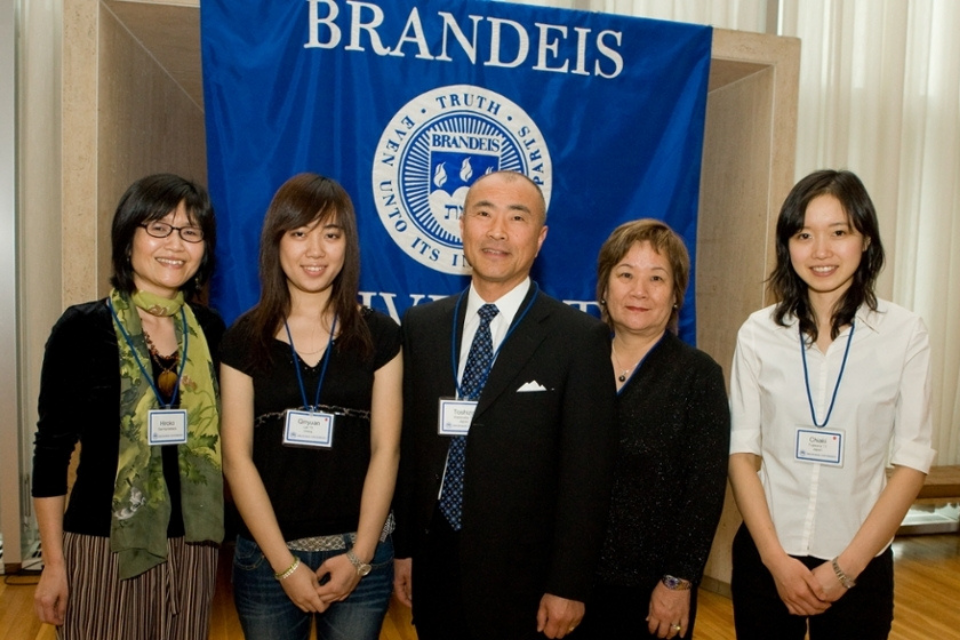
[728, 169, 936, 640]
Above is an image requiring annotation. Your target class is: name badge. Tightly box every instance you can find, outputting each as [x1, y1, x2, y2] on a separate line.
[795, 427, 844, 466]
[148, 409, 188, 445]
[283, 410, 334, 448]
[438, 398, 476, 436]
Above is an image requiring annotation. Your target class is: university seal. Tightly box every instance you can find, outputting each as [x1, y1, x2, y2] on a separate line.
[372, 84, 552, 274]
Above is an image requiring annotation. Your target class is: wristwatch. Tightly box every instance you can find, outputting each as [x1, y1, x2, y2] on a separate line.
[346, 550, 372, 577]
[661, 575, 692, 591]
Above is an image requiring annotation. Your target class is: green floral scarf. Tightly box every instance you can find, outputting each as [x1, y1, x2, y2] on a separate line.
[108, 288, 223, 579]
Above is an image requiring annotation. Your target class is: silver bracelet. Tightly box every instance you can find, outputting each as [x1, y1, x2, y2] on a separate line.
[831, 557, 856, 589]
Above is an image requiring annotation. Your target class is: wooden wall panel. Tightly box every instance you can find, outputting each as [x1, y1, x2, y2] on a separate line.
[96, 2, 207, 298]
[697, 29, 800, 589]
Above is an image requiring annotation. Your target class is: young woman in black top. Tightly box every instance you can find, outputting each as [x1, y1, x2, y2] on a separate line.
[220, 173, 402, 640]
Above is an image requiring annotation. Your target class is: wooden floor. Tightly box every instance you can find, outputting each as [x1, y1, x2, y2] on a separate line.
[2, 533, 958, 639]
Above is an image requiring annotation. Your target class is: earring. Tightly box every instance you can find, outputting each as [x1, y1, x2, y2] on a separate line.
[600, 298, 606, 305]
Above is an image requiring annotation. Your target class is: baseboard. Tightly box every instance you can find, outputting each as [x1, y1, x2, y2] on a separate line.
[700, 575, 731, 598]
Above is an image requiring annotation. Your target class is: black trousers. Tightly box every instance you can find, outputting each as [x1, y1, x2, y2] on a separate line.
[731, 524, 894, 640]
[411, 507, 545, 640]
[411, 509, 472, 640]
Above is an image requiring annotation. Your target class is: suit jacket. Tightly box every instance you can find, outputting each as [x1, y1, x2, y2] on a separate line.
[395, 285, 617, 637]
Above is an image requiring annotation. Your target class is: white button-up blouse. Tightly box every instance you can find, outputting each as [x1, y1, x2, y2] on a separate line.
[730, 300, 936, 560]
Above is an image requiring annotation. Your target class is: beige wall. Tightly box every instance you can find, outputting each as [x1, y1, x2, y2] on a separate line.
[62, 0, 207, 306]
[6, 0, 64, 569]
[0, 0, 22, 568]
[696, 30, 800, 590]
[94, 1, 208, 300]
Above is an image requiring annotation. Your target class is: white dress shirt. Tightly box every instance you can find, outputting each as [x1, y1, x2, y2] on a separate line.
[729, 299, 936, 560]
[456, 278, 531, 385]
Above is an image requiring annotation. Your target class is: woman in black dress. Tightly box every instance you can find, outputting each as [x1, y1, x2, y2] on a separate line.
[577, 219, 729, 639]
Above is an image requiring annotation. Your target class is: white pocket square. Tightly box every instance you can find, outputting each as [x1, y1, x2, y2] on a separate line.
[517, 380, 547, 392]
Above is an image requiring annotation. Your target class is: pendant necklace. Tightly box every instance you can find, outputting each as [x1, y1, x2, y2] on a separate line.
[143, 330, 179, 398]
[611, 339, 639, 383]
[296, 344, 328, 356]
[292, 316, 335, 356]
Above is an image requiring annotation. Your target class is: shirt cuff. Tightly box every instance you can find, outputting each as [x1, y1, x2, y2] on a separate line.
[890, 439, 936, 473]
[729, 430, 761, 455]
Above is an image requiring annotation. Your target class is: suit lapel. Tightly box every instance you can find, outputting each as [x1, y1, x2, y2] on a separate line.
[474, 291, 550, 418]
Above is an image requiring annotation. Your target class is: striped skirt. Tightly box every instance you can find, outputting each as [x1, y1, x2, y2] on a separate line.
[59, 533, 218, 640]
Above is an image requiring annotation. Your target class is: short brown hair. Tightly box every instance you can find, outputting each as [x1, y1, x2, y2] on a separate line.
[595, 219, 690, 333]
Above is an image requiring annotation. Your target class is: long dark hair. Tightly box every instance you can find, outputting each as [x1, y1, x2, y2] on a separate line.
[243, 173, 371, 366]
[110, 174, 216, 296]
[770, 169, 884, 341]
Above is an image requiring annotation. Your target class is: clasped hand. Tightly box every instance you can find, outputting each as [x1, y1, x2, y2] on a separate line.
[768, 555, 835, 616]
[316, 553, 363, 603]
[279, 553, 362, 613]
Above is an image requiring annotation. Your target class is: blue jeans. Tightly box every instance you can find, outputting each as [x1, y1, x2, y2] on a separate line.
[232, 534, 394, 640]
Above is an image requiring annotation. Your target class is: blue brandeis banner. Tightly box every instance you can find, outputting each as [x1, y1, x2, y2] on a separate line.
[201, 0, 712, 343]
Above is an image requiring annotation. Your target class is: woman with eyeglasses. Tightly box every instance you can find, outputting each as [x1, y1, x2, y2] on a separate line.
[32, 174, 225, 640]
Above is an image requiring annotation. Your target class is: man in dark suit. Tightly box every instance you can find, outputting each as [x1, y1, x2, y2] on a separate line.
[393, 171, 617, 639]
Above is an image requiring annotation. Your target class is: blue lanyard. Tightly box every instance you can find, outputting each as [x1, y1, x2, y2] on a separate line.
[108, 299, 188, 409]
[285, 315, 337, 411]
[450, 283, 539, 400]
[800, 322, 854, 428]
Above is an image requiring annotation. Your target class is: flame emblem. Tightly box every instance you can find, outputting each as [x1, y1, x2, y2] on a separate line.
[460, 158, 473, 183]
[433, 163, 447, 189]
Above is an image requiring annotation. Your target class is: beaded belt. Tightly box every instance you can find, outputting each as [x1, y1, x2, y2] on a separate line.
[286, 512, 395, 552]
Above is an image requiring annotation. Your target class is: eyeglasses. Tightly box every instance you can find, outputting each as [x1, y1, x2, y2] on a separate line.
[139, 221, 205, 243]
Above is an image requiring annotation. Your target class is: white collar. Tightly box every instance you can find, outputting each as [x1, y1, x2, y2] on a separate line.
[465, 278, 531, 327]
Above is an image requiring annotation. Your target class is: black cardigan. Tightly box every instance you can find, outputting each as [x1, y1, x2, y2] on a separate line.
[31, 298, 225, 537]
[595, 332, 730, 586]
